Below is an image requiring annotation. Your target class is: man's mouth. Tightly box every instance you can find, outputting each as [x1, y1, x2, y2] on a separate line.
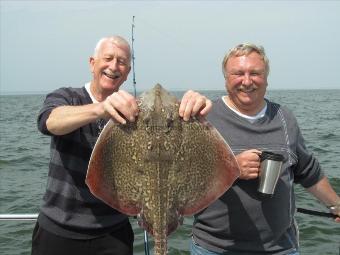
[103, 70, 121, 80]
[238, 85, 256, 93]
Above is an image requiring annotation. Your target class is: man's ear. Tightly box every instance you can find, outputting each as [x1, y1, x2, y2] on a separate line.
[122, 65, 132, 82]
[89, 57, 95, 73]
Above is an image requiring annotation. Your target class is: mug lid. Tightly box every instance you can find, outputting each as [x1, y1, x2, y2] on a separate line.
[260, 151, 284, 162]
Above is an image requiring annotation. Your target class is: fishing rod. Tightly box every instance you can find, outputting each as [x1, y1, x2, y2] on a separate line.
[131, 15, 137, 97]
[297, 207, 336, 218]
[131, 15, 151, 255]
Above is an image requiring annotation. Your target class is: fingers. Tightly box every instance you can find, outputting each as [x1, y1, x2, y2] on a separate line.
[236, 150, 262, 180]
[117, 90, 139, 118]
[179, 90, 212, 121]
[101, 90, 138, 124]
[249, 149, 262, 156]
[330, 204, 340, 222]
[239, 164, 261, 180]
[199, 99, 212, 116]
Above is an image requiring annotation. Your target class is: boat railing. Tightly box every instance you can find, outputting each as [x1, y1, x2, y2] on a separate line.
[0, 214, 38, 220]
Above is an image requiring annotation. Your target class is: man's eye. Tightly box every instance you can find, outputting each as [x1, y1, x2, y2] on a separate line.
[233, 72, 244, 76]
[251, 72, 264, 77]
[118, 59, 128, 66]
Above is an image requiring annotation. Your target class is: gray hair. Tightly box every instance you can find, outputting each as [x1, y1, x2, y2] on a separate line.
[93, 36, 131, 62]
[222, 43, 270, 78]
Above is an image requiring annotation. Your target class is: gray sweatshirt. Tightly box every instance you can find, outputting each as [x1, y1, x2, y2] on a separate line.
[37, 87, 128, 239]
[192, 98, 324, 254]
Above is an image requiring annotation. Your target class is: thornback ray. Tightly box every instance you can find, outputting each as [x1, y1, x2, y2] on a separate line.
[86, 84, 240, 255]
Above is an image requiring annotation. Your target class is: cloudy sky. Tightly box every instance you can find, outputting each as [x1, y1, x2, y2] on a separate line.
[1, 0, 339, 94]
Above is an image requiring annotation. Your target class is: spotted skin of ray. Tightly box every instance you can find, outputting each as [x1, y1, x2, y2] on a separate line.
[86, 84, 240, 255]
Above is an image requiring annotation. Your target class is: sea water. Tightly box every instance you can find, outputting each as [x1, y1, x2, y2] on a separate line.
[0, 89, 339, 255]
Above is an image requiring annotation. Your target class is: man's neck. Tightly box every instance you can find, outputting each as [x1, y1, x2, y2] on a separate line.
[224, 96, 266, 117]
[89, 82, 111, 102]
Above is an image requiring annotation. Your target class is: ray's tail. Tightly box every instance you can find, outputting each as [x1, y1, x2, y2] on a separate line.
[153, 227, 168, 255]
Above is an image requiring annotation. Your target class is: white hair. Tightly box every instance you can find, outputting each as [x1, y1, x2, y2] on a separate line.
[93, 36, 131, 61]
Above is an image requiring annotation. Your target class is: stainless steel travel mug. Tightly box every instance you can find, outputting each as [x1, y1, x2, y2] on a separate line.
[258, 151, 284, 196]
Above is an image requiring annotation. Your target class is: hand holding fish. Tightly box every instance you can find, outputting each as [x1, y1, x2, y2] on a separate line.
[101, 89, 211, 124]
[179, 90, 212, 121]
[101, 90, 139, 124]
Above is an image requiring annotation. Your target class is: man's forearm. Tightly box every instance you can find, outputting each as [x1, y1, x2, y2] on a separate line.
[307, 176, 339, 207]
[46, 104, 103, 135]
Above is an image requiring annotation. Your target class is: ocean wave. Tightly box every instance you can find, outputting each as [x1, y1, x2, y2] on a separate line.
[320, 133, 340, 141]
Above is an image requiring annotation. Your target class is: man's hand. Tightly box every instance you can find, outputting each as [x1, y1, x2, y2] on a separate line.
[179, 90, 212, 121]
[328, 200, 340, 223]
[307, 177, 340, 223]
[236, 149, 262, 180]
[100, 90, 138, 124]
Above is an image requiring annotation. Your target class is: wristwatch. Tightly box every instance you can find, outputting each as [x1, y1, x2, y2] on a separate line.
[328, 200, 340, 215]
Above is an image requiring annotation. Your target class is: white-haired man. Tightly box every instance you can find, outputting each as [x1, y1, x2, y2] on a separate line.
[32, 35, 212, 255]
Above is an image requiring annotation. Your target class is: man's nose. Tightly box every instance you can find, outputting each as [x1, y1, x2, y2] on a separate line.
[108, 59, 118, 70]
[242, 73, 252, 85]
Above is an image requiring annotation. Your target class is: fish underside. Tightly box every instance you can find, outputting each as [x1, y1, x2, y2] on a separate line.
[86, 84, 239, 255]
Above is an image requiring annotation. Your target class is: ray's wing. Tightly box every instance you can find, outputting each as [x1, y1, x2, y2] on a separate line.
[175, 118, 240, 216]
[86, 120, 143, 216]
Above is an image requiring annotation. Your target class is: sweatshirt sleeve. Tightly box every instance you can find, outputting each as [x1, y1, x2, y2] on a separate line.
[290, 117, 325, 188]
[37, 87, 73, 136]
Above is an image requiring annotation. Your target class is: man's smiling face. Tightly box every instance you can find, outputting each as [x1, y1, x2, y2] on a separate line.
[90, 40, 131, 97]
